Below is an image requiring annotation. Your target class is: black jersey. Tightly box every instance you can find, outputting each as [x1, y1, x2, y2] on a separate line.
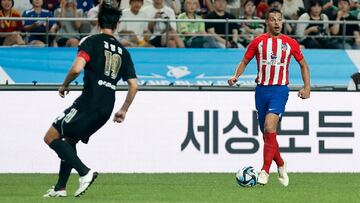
[73, 33, 136, 116]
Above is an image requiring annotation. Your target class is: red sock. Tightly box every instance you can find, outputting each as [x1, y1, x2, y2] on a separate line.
[261, 132, 277, 173]
[273, 142, 284, 167]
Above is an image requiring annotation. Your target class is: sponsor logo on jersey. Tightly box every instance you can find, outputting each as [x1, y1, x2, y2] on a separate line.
[98, 80, 116, 90]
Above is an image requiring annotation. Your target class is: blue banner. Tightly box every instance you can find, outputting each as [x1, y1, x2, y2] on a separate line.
[0, 47, 357, 86]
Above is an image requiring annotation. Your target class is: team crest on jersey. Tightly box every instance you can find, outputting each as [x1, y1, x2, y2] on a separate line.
[281, 43, 287, 51]
[271, 52, 277, 60]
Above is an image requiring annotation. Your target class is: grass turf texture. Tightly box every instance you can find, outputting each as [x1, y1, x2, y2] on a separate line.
[0, 173, 359, 203]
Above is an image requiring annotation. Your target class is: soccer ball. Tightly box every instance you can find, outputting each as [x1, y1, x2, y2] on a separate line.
[235, 166, 258, 187]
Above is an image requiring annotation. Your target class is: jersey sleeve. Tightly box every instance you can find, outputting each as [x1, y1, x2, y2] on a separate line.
[122, 49, 137, 81]
[290, 39, 304, 62]
[244, 38, 258, 61]
[78, 36, 92, 61]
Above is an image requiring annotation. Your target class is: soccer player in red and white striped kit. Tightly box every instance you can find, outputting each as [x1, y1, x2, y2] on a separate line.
[228, 8, 311, 186]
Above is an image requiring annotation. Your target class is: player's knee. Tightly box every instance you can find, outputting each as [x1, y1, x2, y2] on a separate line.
[263, 123, 276, 134]
[43, 134, 52, 145]
[43, 127, 61, 145]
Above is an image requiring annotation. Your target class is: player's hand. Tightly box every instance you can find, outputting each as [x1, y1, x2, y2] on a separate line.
[58, 85, 69, 98]
[227, 76, 238, 86]
[113, 109, 127, 123]
[298, 87, 310, 99]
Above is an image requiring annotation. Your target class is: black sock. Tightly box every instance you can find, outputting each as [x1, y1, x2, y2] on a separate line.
[49, 139, 89, 176]
[54, 143, 76, 191]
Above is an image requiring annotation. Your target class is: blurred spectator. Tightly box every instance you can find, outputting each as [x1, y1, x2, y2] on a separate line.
[87, 0, 100, 34]
[238, 0, 264, 47]
[255, 0, 269, 18]
[88, 0, 119, 34]
[205, 0, 241, 48]
[0, 0, 25, 46]
[77, 0, 93, 13]
[112, 0, 121, 9]
[198, 0, 214, 18]
[164, 0, 181, 15]
[268, 0, 293, 34]
[14, 0, 32, 14]
[43, 0, 60, 13]
[347, 71, 360, 91]
[177, 0, 217, 47]
[54, 0, 83, 47]
[23, 0, 57, 46]
[349, 0, 360, 17]
[120, 0, 130, 9]
[322, 0, 339, 20]
[283, 0, 304, 19]
[118, 0, 152, 47]
[296, 0, 336, 49]
[142, 0, 185, 47]
[330, 0, 360, 49]
[226, 0, 241, 17]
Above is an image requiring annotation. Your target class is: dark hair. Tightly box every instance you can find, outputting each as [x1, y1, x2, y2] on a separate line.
[265, 8, 282, 19]
[98, 4, 122, 30]
[0, 0, 14, 9]
[267, 0, 283, 6]
[307, 0, 323, 13]
[243, 0, 255, 6]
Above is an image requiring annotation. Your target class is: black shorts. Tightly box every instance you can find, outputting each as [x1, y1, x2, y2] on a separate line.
[52, 105, 110, 144]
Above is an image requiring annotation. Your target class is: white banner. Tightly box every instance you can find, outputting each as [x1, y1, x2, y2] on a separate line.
[0, 91, 359, 173]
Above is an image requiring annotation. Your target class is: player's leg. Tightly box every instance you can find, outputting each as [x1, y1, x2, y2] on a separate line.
[255, 86, 271, 185]
[261, 113, 280, 173]
[72, 112, 111, 197]
[43, 126, 90, 176]
[54, 137, 79, 191]
[44, 138, 77, 197]
[266, 86, 289, 186]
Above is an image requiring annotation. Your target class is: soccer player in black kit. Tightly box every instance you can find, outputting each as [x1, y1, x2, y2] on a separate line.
[43, 4, 138, 197]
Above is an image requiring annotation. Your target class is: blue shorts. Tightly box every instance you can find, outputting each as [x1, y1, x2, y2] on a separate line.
[255, 85, 289, 134]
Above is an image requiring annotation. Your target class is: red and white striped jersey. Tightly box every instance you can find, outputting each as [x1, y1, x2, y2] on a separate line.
[244, 33, 304, 86]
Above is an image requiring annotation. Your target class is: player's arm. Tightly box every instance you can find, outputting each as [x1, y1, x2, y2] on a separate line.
[298, 58, 311, 99]
[228, 58, 250, 86]
[113, 78, 138, 123]
[228, 37, 257, 86]
[59, 56, 86, 98]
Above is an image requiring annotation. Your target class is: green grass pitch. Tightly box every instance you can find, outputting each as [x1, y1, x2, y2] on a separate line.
[0, 173, 359, 203]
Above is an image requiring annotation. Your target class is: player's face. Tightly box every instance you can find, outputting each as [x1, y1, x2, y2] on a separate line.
[266, 12, 283, 36]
